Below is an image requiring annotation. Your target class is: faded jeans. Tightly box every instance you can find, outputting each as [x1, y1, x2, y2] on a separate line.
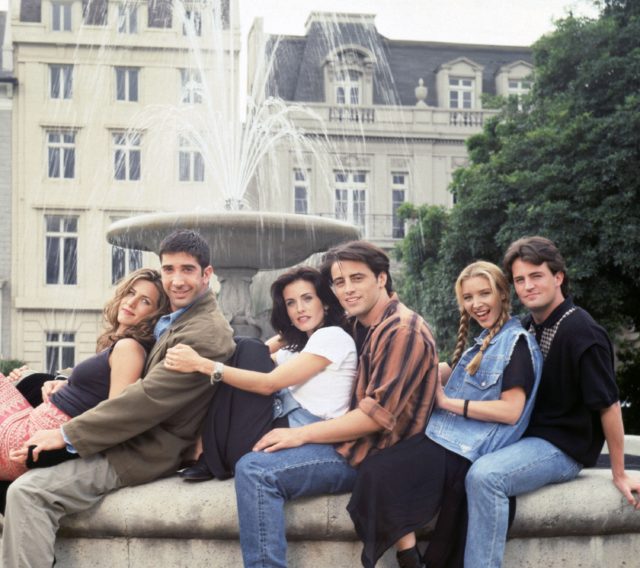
[235, 443, 357, 568]
[464, 437, 582, 568]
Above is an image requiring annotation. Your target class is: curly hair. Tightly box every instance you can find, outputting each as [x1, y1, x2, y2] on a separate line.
[270, 266, 346, 352]
[96, 268, 170, 352]
[450, 261, 511, 375]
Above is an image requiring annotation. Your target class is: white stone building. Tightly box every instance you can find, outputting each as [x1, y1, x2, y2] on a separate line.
[0, 8, 15, 359]
[8, 0, 239, 369]
[247, 12, 533, 250]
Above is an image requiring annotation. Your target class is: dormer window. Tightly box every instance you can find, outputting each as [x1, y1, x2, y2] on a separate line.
[324, 45, 375, 106]
[436, 57, 484, 110]
[496, 61, 534, 103]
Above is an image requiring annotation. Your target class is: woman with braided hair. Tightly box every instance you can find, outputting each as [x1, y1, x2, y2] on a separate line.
[346, 261, 543, 568]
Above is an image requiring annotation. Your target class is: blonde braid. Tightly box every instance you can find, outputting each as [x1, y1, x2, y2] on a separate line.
[451, 311, 470, 369]
[466, 310, 510, 375]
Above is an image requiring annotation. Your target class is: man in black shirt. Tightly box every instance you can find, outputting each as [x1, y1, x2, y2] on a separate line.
[463, 236, 640, 568]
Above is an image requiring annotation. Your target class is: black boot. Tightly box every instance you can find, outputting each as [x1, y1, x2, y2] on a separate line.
[396, 546, 426, 568]
[178, 454, 214, 482]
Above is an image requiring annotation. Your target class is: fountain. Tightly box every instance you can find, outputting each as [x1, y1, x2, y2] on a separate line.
[107, 211, 358, 336]
[105, 0, 359, 336]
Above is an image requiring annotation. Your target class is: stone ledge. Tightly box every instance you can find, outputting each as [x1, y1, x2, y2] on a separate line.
[2, 437, 639, 567]
[56, 469, 638, 541]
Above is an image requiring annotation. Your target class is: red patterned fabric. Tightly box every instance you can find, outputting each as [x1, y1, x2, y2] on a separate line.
[0, 375, 72, 480]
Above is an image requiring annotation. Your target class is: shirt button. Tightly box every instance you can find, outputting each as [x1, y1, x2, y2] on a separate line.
[481, 381, 486, 386]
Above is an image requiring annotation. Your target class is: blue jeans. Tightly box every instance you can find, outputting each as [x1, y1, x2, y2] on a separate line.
[464, 437, 582, 568]
[235, 443, 357, 567]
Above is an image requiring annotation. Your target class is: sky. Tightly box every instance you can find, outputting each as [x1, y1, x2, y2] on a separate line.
[0, 0, 601, 46]
[238, 0, 601, 46]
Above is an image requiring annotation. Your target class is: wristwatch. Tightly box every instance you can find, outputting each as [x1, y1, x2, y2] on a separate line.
[210, 362, 224, 384]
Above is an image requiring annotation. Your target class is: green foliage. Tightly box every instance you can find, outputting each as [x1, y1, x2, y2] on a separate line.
[398, 1, 640, 428]
[0, 359, 26, 377]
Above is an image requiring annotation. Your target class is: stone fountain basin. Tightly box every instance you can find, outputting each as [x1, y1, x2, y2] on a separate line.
[106, 211, 360, 270]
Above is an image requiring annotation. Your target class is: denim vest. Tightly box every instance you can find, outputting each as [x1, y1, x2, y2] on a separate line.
[426, 316, 542, 462]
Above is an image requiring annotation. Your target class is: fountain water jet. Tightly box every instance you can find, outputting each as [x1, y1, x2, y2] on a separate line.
[105, 1, 360, 336]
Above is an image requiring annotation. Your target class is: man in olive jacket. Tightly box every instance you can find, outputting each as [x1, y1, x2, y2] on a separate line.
[2, 230, 235, 568]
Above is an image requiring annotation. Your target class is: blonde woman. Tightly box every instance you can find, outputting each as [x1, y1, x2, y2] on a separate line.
[0, 268, 169, 480]
[347, 261, 543, 568]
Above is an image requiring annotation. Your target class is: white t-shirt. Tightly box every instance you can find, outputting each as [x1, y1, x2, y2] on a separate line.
[275, 326, 357, 420]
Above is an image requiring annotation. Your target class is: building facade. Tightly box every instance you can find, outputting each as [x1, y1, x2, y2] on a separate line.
[1, 8, 16, 359]
[9, 0, 238, 369]
[249, 12, 533, 249]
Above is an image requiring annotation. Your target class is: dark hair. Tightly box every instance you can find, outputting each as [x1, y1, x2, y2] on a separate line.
[97, 268, 170, 352]
[270, 266, 346, 352]
[320, 240, 393, 294]
[503, 236, 569, 297]
[158, 229, 210, 270]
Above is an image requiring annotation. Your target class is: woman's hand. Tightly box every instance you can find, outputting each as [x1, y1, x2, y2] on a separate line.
[9, 429, 65, 464]
[42, 379, 67, 403]
[165, 343, 208, 374]
[253, 428, 307, 453]
[8, 365, 30, 382]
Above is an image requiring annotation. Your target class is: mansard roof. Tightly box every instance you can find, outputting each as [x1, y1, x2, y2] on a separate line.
[266, 13, 533, 107]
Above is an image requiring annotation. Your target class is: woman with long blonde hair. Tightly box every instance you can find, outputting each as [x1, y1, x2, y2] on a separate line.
[347, 261, 543, 568]
[0, 268, 169, 480]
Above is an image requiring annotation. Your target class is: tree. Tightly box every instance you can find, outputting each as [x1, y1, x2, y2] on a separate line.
[397, 0, 640, 430]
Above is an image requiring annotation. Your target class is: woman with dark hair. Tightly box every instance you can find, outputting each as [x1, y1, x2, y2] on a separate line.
[0, 268, 170, 480]
[165, 265, 357, 478]
[347, 261, 543, 568]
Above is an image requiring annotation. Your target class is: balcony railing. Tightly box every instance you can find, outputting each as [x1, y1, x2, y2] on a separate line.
[328, 106, 376, 123]
[449, 110, 485, 127]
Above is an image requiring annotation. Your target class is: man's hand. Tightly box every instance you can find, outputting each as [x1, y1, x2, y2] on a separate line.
[253, 428, 307, 453]
[9, 429, 65, 464]
[613, 472, 640, 510]
[42, 379, 67, 403]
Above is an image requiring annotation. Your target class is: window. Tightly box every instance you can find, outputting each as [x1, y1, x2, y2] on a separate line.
[335, 70, 361, 105]
[293, 168, 309, 214]
[115, 67, 139, 102]
[47, 130, 75, 179]
[50, 64, 73, 99]
[183, 9, 202, 36]
[45, 215, 78, 285]
[449, 77, 474, 109]
[180, 69, 203, 104]
[52, 1, 72, 31]
[113, 131, 141, 181]
[335, 171, 366, 232]
[45, 332, 75, 374]
[112, 246, 143, 284]
[178, 136, 205, 182]
[117, 3, 138, 33]
[508, 79, 532, 99]
[391, 173, 407, 239]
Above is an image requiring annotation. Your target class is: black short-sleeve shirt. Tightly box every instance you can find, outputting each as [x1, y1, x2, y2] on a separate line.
[523, 298, 619, 467]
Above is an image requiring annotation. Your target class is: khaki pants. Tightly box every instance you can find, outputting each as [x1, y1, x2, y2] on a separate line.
[2, 454, 122, 568]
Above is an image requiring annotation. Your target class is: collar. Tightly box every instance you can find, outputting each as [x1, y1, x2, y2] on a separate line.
[528, 296, 575, 333]
[366, 292, 399, 331]
[153, 291, 208, 340]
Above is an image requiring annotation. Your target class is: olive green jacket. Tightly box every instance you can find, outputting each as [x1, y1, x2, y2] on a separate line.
[63, 290, 235, 486]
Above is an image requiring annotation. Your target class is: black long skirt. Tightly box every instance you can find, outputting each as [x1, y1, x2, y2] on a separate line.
[347, 434, 471, 568]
